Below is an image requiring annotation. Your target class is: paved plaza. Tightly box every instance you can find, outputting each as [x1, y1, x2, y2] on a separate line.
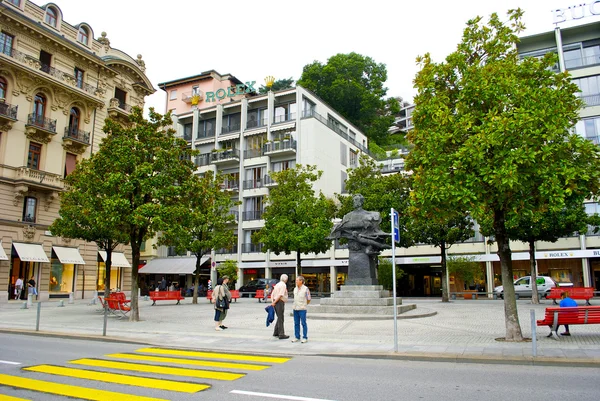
[1, 296, 599, 366]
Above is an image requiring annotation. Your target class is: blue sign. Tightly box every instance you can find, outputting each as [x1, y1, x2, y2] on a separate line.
[392, 210, 400, 243]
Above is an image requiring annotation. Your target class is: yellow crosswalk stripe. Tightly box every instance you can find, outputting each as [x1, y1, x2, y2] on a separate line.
[0, 373, 167, 401]
[23, 365, 210, 393]
[0, 394, 31, 401]
[70, 358, 244, 381]
[107, 353, 269, 371]
[136, 347, 291, 364]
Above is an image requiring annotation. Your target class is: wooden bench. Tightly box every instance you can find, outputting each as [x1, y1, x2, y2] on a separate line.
[149, 290, 184, 305]
[536, 306, 600, 337]
[546, 287, 594, 305]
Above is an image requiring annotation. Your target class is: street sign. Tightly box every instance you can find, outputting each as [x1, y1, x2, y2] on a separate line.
[392, 210, 400, 243]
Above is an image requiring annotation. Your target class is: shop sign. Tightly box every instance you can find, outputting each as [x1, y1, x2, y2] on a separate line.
[206, 81, 256, 102]
[246, 269, 257, 274]
[553, 1, 600, 24]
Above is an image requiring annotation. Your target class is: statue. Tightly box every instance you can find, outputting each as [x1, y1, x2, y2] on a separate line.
[329, 194, 390, 285]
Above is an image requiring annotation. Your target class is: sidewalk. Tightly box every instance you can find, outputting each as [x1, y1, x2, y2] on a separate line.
[1, 296, 599, 366]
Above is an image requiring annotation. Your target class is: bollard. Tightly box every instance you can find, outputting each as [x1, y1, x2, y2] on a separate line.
[27, 292, 32, 308]
[58, 300, 65, 307]
[21, 302, 27, 310]
[35, 301, 41, 331]
[144, 295, 149, 301]
[68, 293, 74, 304]
[531, 309, 537, 357]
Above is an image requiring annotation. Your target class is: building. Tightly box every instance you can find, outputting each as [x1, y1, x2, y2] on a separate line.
[0, 0, 154, 303]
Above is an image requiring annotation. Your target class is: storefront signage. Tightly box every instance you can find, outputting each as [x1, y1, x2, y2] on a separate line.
[553, 1, 600, 24]
[206, 81, 256, 102]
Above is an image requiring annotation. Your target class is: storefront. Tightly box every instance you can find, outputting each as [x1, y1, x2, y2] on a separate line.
[97, 251, 131, 295]
[138, 256, 210, 295]
[49, 246, 85, 298]
[9, 242, 49, 301]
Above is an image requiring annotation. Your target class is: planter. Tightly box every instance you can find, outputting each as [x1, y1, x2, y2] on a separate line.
[463, 290, 477, 300]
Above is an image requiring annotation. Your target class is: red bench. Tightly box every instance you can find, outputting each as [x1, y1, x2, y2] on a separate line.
[255, 289, 265, 302]
[149, 290, 184, 305]
[536, 306, 600, 337]
[230, 290, 240, 302]
[206, 290, 213, 303]
[104, 292, 130, 318]
[546, 287, 594, 305]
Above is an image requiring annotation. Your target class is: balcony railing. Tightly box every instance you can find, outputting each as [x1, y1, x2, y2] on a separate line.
[27, 114, 56, 133]
[216, 245, 238, 254]
[273, 112, 296, 124]
[197, 129, 215, 139]
[210, 149, 240, 163]
[263, 175, 276, 186]
[263, 139, 296, 154]
[0, 102, 18, 119]
[194, 153, 211, 167]
[221, 180, 240, 191]
[221, 122, 241, 134]
[228, 210, 239, 221]
[243, 179, 263, 190]
[241, 243, 263, 253]
[581, 93, 600, 107]
[115, 99, 132, 112]
[246, 118, 268, 129]
[64, 127, 90, 144]
[244, 148, 263, 159]
[242, 210, 264, 220]
[566, 54, 600, 69]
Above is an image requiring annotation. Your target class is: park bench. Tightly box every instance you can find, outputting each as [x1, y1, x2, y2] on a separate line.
[206, 290, 213, 303]
[546, 287, 594, 305]
[207, 289, 239, 302]
[255, 289, 265, 302]
[103, 292, 130, 318]
[536, 306, 600, 337]
[149, 290, 184, 305]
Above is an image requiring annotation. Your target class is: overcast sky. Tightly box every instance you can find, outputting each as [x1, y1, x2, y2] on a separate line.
[43, 0, 600, 113]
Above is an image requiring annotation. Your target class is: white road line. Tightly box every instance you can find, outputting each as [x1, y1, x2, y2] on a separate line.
[230, 390, 337, 401]
[0, 360, 21, 365]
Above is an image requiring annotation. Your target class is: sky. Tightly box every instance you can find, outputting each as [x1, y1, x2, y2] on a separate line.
[40, 0, 600, 113]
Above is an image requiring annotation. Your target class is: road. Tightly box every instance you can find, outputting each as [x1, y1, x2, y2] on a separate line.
[0, 333, 599, 401]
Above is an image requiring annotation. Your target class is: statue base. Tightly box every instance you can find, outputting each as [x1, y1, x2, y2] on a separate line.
[346, 250, 377, 285]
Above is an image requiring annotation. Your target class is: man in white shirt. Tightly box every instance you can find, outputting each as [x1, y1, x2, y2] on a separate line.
[292, 276, 311, 343]
[14, 277, 23, 300]
[270, 274, 289, 339]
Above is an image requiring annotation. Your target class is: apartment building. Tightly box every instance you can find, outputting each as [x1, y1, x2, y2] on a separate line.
[0, 0, 154, 303]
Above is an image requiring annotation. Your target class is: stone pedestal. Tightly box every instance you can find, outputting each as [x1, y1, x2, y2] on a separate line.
[346, 251, 377, 285]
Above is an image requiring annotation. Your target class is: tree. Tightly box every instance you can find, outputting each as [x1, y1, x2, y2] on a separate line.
[217, 259, 239, 287]
[258, 77, 295, 94]
[377, 257, 404, 291]
[297, 52, 399, 145]
[159, 172, 238, 304]
[407, 9, 600, 341]
[254, 165, 336, 275]
[447, 255, 484, 290]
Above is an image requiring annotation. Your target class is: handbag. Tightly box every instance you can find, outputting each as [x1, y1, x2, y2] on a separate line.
[216, 292, 229, 310]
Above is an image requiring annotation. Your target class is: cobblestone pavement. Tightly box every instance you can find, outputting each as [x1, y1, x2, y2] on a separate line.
[1, 296, 599, 365]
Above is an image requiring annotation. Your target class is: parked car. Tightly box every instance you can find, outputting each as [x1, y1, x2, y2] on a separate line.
[494, 276, 572, 299]
[238, 278, 278, 298]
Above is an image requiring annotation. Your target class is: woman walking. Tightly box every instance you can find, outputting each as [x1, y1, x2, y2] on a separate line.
[212, 276, 232, 331]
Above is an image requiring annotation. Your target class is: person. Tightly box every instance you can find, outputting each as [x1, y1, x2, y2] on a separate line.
[28, 276, 37, 297]
[559, 291, 577, 336]
[212, 276, 232, 331]
[271, 274, 289, 339]
[292, 276, 311, 343]
[159, 276, 167, 291]
[14, 277, 23, 300]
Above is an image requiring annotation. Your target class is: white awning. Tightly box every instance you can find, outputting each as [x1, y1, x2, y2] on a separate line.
[243, 127, 267, 136]
[139, 256, 210, 274]
[0, 241, 8, 261]
[98, 251, 131, 268]
[270, 122, 295, 132]
[52, 246, 85, 265]
[12, 243, 49, 263]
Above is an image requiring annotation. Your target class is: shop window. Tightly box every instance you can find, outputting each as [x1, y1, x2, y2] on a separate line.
[49, 259, 74, 294]
[45, 7, 57, 27]
[74, 68, 84, 89]
[27, 142, 42, 169]
[77, 27, 89, 46]
[0, 32, 14, 57]
[23, 196, 37, 223]
[97, 262, 120, 292]
[64, 153, 77, 177]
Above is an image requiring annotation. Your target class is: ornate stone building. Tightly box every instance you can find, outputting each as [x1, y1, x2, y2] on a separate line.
[0, 0, 154, 303]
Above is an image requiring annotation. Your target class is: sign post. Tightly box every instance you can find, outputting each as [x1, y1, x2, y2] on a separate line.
[391, 208, 400, 353]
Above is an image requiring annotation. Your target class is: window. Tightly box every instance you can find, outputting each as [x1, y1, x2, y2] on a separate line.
[222, 113, 241, 134]
[45, 8, 57, 27]
[341, 171, 348, 194]
[573, 75, 600, 106]
[114, 88, 126, 108]
[0, 32, 14, 57]
[198, 118, 215, 138]
[575, 117, 600, 143]
[191, 86, 199, 96]
[74, 68, 84, 89]
[244, 197, 264, 220]
[183, 123, 192, 141]
[77, 27, 89, 46]
[39, 50, 52, 73]
[33, 94, 46, 121]
[349, 150, 358, 168]
[68, 108, 80, 136]
[22, 196, 37, 223]
[27, 142, 42, 169]
[6, 0, 20, 7]
[0, 77, 6, 100]
[271, 159, 295, 172]
[244, 166, 265, 189]
[170, 90, 177, 100]
[340, 143, 347, 166]
[274, 103, 296, 123]
[247, 108, 268, 128]
[302, 97, 315, 117]
[64, 153, 77, 177]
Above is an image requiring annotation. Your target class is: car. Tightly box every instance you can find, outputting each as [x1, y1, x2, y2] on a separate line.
[494, 276, 573, 299]
[238, 278, 278, 298]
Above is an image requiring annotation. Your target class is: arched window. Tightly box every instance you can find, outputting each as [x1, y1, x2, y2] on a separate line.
[77, 27, 89, 46]
[0, 77, 7, 100]
[45, 8, 57, 27]
[33, 94, 46, 122]
[68, 107, 80, 135]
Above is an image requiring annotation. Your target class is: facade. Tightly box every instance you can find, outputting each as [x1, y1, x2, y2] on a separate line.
[0, 0, 154, 303]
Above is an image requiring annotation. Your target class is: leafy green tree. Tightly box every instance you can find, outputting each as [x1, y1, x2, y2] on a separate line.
[447, 255, 484, 289]
[407, 9, 600, 341]
[254, 165, 336, 275]
[217, 259, 239, 284]
[159, 172, 238, 304]
[377, 257, 404, 291]
[258, 77, 295, 93]
[297, 52, 399, 145]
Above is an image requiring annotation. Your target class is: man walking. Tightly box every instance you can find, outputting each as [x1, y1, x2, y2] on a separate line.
[14, 277, 23, 300]
[271, 274, 289, 339]
[292, 276, 311, 343]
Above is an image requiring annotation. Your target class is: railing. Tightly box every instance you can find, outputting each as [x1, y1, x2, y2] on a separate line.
[183, 134, 192, 141]
[216, 245, 238, 254]
[380, 164, 405, 173]
[221, 180, 239, 191]
[27, 114, 56, 133]
[243, 179, 263, 190]
[63, 127, 90, 144]
[263, 139, 296, 153]
[210, 149, 240, 162]
[115, 99, 132, 112]
[244, 148, 263, 159]
[263, 175, 276, 186]
[241, 243, 263, 253]
[221, 123, 241, 134]
[0, 102, 18, 119]
[566, 54, 600, 69]
[228, 210, 239, 221]
[246, 118, 268, 129]
[22, 215, 36, 223]
[273, 112, 296, 124]
[194, 153, 211, 167]
[581, 93, 600, 107]
[242, 210, 264, 220]
[197, 129, 215, 139]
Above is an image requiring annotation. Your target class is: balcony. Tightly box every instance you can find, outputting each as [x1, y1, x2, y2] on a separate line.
[107, 98, 132, 119]
[197, 129, 215, 140]
[182, 91, 204, 105]
[566, 54, 600, 70]
[221, 123, 241, 135]
[63, 127, 91, 154]
[244, 148, 263, 159]
[243, 179, 263, 190]
[241, 243, 263, 253]
[0, 101, 18, 130]
[581, 93, 600, 107]
[25, 114, 57, 143]
[216, 245, 238, 255]
[221, 180, 240, 192]
[246, 118, 268, 130]
[242, 210, 264, 221]
[273, 112, 296, 124]
[263, 139, 296, 156]
[263, 175, 277, 187]
[194, 153, 211, 167]
[15, 167, 64, 191]
[210, 149, 240, 165]
[228, 210, 239, 222]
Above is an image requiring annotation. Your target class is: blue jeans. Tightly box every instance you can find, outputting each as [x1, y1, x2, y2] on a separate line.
[293, 310, 308, 339]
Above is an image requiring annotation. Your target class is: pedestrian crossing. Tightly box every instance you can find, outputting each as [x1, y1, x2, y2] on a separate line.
[0, 347, 291, 400]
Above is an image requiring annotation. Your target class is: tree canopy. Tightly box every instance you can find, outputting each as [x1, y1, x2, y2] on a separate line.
[407, 9, 600, 340]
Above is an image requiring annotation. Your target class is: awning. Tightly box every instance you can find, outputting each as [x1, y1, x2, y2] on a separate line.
[12, 243, 49, 263]
[270, 122, 295, 132]
[98, 251, 131, 268]
[0, 241, 8, 261]
[243, 127, 267, 136]
[138, 256, 210, 274]
[52, 246, 85, 265]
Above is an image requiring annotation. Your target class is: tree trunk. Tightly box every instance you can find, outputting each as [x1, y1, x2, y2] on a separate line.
[529, 239, 540, 304]
[440, 241, 449, 302]
[129, 241, 141, 322]
[296, 252, 302, 277]
[192, 256, 201, 304]
[494, 208, 523, 341]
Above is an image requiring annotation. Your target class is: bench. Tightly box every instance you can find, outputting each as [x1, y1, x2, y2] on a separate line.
[149, 290, 184, 305]
[230, 290, 240, 302]
[536, 306, 600, 337]
[255, 289, 266, 302]
[206, 290, 213, 303]
[103, 292, 130, 318]
[546, 287, 594, 305]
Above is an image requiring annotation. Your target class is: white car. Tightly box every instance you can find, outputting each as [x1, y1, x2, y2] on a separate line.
[494, 276, 572, 299]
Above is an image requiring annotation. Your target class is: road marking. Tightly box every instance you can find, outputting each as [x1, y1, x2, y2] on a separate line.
[0, 394, 31, 401]
[0, 373, 167, 401]
[0, 360, 21, 365]
[231, 390, 337, 401]
[23, 364, 210, 393]
[70, 358, 244, 381]
[136, 348, 291, 364]
[107, 353, 269, 371]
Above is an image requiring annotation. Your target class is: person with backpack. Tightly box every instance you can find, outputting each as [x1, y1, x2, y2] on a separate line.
[212, 276, 232, 331]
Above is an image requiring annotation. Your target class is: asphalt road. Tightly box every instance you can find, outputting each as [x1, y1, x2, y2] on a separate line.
[0, 333, 599, 401]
